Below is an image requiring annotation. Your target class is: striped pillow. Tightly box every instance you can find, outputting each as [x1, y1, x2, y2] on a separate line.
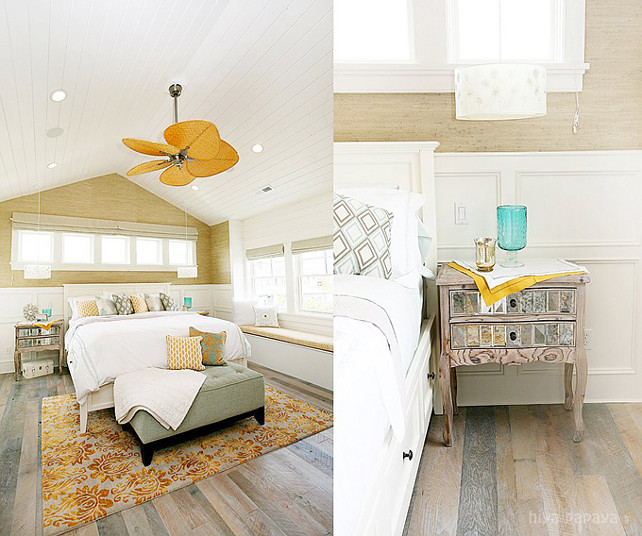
[166, 335, 205, 371]
[129, 294, 149, 314]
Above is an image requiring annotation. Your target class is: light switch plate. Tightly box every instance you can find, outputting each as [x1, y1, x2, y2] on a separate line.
[454, 202, 468, 225]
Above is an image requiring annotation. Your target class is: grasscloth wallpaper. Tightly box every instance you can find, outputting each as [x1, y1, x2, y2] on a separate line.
[0, 174, 231, 287]
[334, 0, 642, 151]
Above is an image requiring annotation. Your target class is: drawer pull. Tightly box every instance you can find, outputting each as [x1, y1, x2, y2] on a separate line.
[402, 450, 413, 462]
[509, 298, 517, 308]
[427, 372, 436, 380]
[509, 331, 517, 341]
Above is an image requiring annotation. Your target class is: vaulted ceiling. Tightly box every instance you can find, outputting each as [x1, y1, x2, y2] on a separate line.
[0, 0, 332, 225]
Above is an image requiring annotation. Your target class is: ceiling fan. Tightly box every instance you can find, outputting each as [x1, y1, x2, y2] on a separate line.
[122, 84, 238, 186]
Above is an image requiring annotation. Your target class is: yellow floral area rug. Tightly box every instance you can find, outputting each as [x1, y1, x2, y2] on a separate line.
[41, 387, 332, 535]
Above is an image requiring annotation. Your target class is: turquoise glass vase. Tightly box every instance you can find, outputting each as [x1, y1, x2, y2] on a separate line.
[497, 205, 527, 268]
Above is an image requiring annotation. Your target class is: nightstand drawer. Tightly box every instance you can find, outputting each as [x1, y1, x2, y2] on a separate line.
[451, 321, 575, 349]
[450, 288, 576, 317]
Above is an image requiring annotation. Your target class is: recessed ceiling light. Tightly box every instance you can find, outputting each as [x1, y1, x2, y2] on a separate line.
[191, 185, 199, 191]
[251, 144, 264, 153]
[261, 185, 273, 193]
[46, 127, 64, 138]
[50, 89, 67, 102]
[46, 162, 57, 169]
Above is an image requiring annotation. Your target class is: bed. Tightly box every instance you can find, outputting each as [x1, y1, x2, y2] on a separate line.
[63, 283, 251, 433]
[334, 142, 440, 536]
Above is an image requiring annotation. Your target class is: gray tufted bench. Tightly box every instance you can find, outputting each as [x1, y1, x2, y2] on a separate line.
[127, 363, 265, 466]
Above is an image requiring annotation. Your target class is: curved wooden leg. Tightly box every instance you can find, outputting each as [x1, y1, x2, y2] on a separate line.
[439, 352, 454, 446]
[573, 353, 588, 442]
[451, 366, 458, 415]
[79, 402, 88, 434]
[564, 363, 574, 410]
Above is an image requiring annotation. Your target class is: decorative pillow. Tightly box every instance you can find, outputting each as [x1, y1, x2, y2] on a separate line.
[68, 296, 98, 320]
[145, 293, 164, 312]
[96, 297, 118, 316]
[76, 299, 99, 318]
[189, 327, 227, 366]
[129, 294, 149, 314]
[166, 335, 205, 371]
[333, 193, 394, 279]
[254, 306, 279, 327]
[232, 298, 258, 325]
[160, 292, 181, 311]
[112, 294, 134, 315]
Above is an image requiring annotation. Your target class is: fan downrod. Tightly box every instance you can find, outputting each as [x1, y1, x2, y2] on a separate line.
[169, 84, 182, 123]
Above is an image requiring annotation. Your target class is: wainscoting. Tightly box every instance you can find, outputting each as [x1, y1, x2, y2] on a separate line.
[434, 150, 642, 404]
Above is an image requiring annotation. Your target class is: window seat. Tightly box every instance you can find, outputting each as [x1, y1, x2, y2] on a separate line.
[240, 326, 333, 353]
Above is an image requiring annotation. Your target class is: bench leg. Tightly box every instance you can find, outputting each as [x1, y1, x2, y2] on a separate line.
[79, 402, 88, 434]
[254, 407, 265, 425]
[141, 443, 154, 467]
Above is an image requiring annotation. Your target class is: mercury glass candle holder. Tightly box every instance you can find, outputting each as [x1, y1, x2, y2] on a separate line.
[497, 205, 527, 268]
[474, 237, 497, 272]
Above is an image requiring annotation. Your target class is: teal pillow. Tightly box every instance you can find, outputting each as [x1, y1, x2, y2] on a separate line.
[189, 327, 227, 366]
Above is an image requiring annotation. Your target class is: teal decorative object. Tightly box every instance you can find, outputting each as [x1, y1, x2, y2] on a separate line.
[497, 205, 527, 268]
[183, 297, 192, 310]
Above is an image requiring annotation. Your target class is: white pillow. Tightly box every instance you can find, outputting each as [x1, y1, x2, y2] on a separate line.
[96, 296, 118, 316]
[338, 188, 424, 287]
[232, 298, 258, 325]
[67, 296, 99, 320]
[254, 306, 279, 328]
[144, 293, 164, 312]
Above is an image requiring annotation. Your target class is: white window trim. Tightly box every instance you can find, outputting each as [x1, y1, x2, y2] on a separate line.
[61, 232, 95, 264]
[10, 230, 198, 272]
[334, 0, 589, 93]
[14, 229, 54, 264]
[294, 249, 332, 315]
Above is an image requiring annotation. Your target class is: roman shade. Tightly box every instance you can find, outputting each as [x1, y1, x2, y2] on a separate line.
[11, 213, 197, 241]
[291, 236, 333, 254]
[245, 244, 284, 260]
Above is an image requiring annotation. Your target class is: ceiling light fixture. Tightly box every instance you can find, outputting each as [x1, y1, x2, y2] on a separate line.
[50, 89, 67, 102]
[251, 144, 264, 153]
[261, 185, 273, 193]
[47, 162, 58, 169]
[191, 185, 199, 191]
[45, 127, 64, 138]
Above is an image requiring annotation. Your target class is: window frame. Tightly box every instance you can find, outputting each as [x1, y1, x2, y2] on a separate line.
[61, 232, 95, 264]
[248, 256, 288, 313]
[334, 0, 588, 93]
[294, 248, 333, 315]
[15, 230, 54, 264]
[168, 239, 196, 267]
[136, 237, 163, 266]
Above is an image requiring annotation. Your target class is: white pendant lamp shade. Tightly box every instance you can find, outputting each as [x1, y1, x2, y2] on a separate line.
[24, 264, 52, 279]
[454, 64, 546, 121]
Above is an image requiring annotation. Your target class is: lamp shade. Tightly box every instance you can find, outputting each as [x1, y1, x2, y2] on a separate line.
[454, 64, 546, 121]
[24, 264, 52, 279]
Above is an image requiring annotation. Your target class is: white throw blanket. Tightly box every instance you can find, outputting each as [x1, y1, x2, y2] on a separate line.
[114, 368, 206, 430]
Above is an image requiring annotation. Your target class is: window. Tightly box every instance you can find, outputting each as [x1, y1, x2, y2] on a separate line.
[296, 249, 333, 314]
[250, 257, 287, 311]
[101, 235, 130, 264]
[62, 233, 93, 263]
[17, 231, 53, 263]
[136, 237, 162, 265]
[169, 240, 195, 266]
[450, 0, 560, 63]
[335, 0, 412, 63]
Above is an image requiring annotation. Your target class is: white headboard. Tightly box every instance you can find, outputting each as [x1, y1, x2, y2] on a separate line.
[62, 283, 172, 325]
[334, 141, 440, 314]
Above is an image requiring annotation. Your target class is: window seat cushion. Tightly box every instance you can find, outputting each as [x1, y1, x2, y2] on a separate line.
[240, 326, 333, 353]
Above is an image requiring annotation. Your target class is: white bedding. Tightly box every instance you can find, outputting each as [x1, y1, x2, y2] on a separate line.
[66, 311, 251, 405]
[334, 274, 425, 536]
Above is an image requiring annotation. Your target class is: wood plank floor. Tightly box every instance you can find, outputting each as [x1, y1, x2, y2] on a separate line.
[403, 404, 642, 536]
[0, 364, 333, 536]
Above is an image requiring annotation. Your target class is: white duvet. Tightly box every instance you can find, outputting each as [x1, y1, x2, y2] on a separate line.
[66, 311, 251, 405]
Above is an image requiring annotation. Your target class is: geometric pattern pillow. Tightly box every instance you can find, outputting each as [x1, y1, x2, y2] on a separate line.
[160, 292, 181, 311]
[96, 297, 118, 316]
[129, 294, 149, 314]
[333, 193, 394, 279]
[166, 335, 205, 371]
[76, 299, 99, 318]
[145, 293, 164, 312]
[112, 294, 134, 315]
[189, 327, 227, 366]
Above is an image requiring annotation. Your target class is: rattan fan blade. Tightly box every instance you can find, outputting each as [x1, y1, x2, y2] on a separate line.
[186, 140, 239, 177]
[163, 120, 220, 161]
[126, 160, 172, 176]
[159, 165, 195, 186]
[122, 138, 180, 156]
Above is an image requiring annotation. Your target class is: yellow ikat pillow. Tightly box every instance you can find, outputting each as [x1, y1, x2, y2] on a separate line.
[129, 294, 149, 314]
[166, 335, 205, 371]
[76, 299, 99, 318]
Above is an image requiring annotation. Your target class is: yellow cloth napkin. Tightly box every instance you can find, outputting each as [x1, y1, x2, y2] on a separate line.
[34, 320, 59, 331]
[448, 262, 585, 306]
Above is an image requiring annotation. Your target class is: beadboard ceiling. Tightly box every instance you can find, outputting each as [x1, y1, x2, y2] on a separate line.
[0, 0, 332, 225]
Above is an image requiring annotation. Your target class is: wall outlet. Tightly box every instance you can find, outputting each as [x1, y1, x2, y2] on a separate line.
[4, 346, 11, 355]
[584, 329, 592, 350]
[454, 202, 468, 225]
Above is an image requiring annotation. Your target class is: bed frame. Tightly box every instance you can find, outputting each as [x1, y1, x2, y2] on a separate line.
[63, 283, 173, 433]
[334, 142, 440, 536]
